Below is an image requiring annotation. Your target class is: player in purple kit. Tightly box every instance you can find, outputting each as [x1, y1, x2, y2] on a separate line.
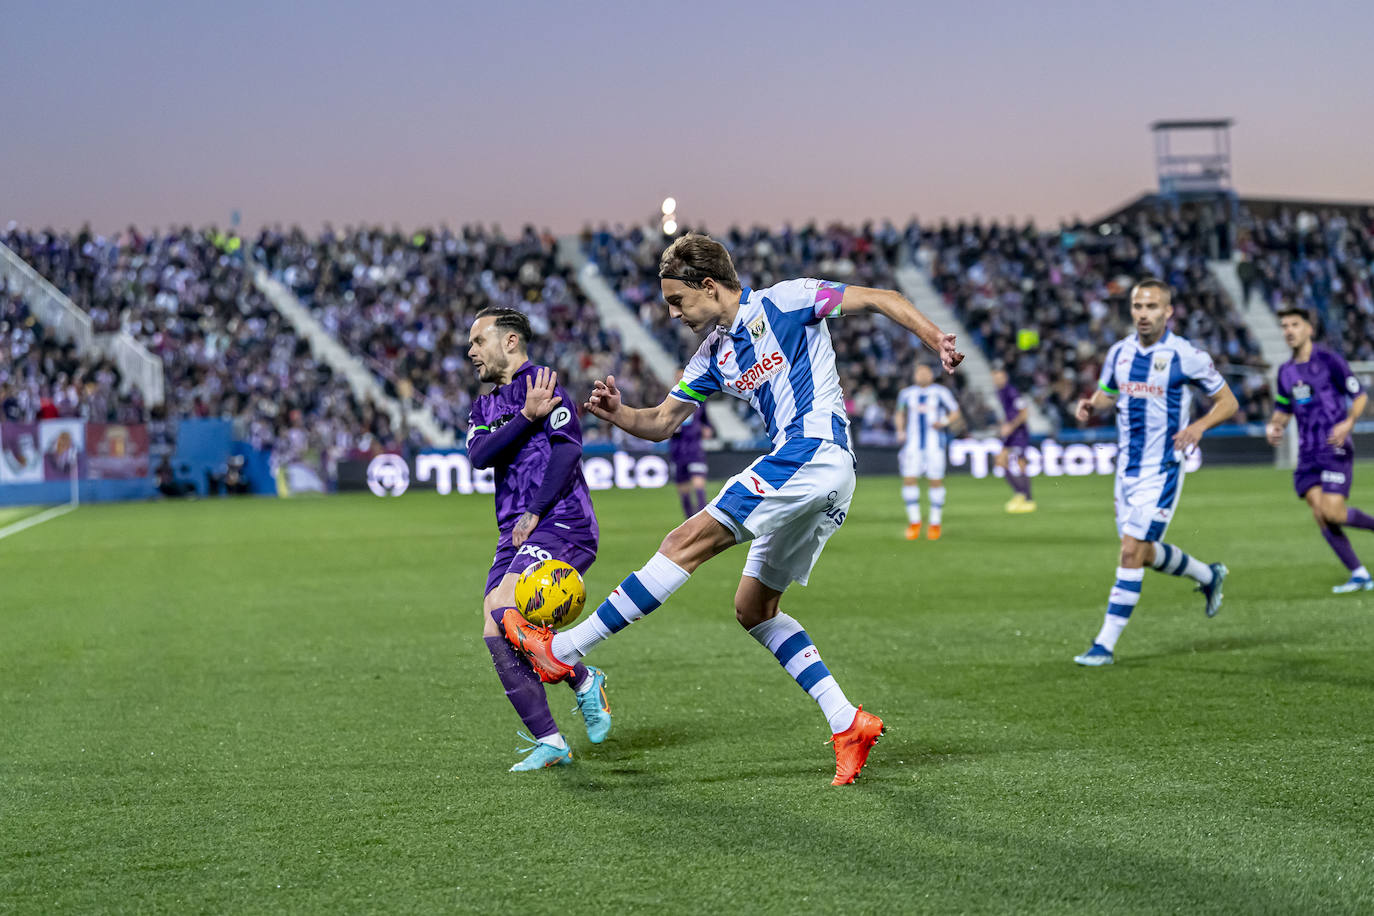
[1265, 307, 1374, 593]
[991, 368, 1035, 512]
[668, 370, 713, 518]
[466, 307, 612, 771]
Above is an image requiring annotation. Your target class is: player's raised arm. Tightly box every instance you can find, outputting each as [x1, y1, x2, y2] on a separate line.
[584, 374, 698, 442]
[839, 286, 964, 373]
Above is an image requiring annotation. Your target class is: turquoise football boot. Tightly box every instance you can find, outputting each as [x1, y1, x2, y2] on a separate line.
[1197, 563, 1228, 617]
[509, 732, 572, 772]
[573, 666, 612, 744]
[1073, 643, 1114, 667]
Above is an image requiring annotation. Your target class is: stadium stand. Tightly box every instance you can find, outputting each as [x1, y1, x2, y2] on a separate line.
[252, 225, 662, 443]
[2, 226, 399, 475]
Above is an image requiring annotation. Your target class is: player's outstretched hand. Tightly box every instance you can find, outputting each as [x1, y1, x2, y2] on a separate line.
[1265, 423, 1285, 446]
[521, 367, 563, 421]
[584, 375, 622, 421]
[1173, 423, 1204, 453]
[1074, 398, 1094, 424]
[939, 334, 964, 374]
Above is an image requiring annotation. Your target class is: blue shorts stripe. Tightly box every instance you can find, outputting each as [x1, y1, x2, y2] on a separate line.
[795, 660, 831, 692]
[1145, 519, 1169, 541]
[1106, 602, 1136, 619]
[619, 575, 660, 613]
[595, 601, 632, 633]
[715, 481, 765, 528]
[772, 631, 812, 665]
[1113, 578, 1143, 593]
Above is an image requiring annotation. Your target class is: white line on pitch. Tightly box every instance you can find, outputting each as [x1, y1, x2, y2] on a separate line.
[0, 504, 77, 542]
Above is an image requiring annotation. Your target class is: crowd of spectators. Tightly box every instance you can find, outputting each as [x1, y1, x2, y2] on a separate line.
[254, 224, 661, 443]
[0, 276, 142, 424]
[1236, 206, 1374, 362]
[925, 211, 1273, 428]
[2, 225, 398, 478]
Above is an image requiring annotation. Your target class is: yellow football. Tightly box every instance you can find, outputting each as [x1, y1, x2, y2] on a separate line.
[514, 559, 587, 628]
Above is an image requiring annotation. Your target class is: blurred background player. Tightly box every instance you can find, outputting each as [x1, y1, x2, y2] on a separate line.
[894, 363, 961, 540]
[466, 307, 612, 771]
[669, 369, 714, 518]
[992, 367, 1035, 513]
[1266, 307, 1374, 593]
[502, 233, 964, 785]
[1072, 279, 1236, 666]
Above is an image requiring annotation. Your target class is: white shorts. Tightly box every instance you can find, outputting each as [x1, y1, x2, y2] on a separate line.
[707, 439, 856, 591]
[1115, 465, 1186, 541]
[899, 443, 946, 479]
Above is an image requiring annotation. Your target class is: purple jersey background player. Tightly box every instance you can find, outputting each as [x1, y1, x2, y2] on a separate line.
[1274, 345, 1360, 497]
[991, 367, 1034, 510]
[667, 373, 713, 517]
[466, 307, 610, 769]
[1268, 307, 1374, 592]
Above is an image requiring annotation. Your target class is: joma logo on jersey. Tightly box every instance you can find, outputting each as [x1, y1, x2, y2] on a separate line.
[747, 317, 767, 340]
[1120, 381, 1165, 398]
[731, 352, 785, 392]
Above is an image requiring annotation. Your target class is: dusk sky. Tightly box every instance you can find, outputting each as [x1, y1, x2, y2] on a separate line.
[3, 0, 1371, 235]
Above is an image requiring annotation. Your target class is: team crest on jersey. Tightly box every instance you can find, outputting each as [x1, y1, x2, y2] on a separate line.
[748, 317, 767, 341]
[1152, 355, 1170, 373]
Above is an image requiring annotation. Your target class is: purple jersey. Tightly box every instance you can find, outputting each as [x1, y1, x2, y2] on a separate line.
[1275, 346, 1363, 463]
[997, 383, 1031, 448]
[467, 361, 598, 546]
[669, 406, 711, 466]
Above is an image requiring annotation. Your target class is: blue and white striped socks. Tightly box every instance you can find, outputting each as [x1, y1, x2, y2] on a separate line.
[749, 612, 858, 733]
[552, 553, 690, 663]
[1094, 566, 1143, 651]
[1151, 543, 1215, 585]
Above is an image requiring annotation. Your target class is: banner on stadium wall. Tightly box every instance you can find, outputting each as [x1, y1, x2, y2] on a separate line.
[87, 423, 151, 479]
[39, 419, 87, 480]
[945, 437, 1203, 478]
[1, 423, 44, 483]
[347, 450, 673, 497]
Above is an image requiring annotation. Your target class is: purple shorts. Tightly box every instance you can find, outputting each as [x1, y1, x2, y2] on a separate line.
[674, 457, 709, 484]
[485, 529, 597, 596]
[1293, 447, 1354, 499]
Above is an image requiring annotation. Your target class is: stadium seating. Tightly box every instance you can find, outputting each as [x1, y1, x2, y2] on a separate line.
[253, 225, 662, 442]
[1235, 205, 1374, 360]
[1, 276, 143, 423]
[2, 227, 398, 472]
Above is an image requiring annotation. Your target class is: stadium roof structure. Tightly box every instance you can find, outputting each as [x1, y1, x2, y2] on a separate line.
[1151, 118, 1236, 198]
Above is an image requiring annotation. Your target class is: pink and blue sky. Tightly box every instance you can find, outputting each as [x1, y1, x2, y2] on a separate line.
[2, 0, 1371, 233]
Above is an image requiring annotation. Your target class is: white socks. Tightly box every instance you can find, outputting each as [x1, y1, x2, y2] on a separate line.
[902, 485, 921, 524]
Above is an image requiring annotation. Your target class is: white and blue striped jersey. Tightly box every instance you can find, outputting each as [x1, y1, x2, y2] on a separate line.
[1097, 330, 1226, 479]
[670, 279, 851, 449]
[897, 384, 959, 452]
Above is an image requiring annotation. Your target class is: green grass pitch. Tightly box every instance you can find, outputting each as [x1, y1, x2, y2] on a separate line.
[3, 465, 1372, 913]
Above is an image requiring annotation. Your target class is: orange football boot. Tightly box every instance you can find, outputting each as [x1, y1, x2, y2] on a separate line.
[500, 607, 576, 684]
[927, 524, 942, 541]
[829, 706, 885, 785]
[905, 523, 921, 540]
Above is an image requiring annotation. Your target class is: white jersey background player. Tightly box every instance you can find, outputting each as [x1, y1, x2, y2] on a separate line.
[500, 232, 963, 785]
[1071, 278, 1237, 666]
[894, 364, 961, 540]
